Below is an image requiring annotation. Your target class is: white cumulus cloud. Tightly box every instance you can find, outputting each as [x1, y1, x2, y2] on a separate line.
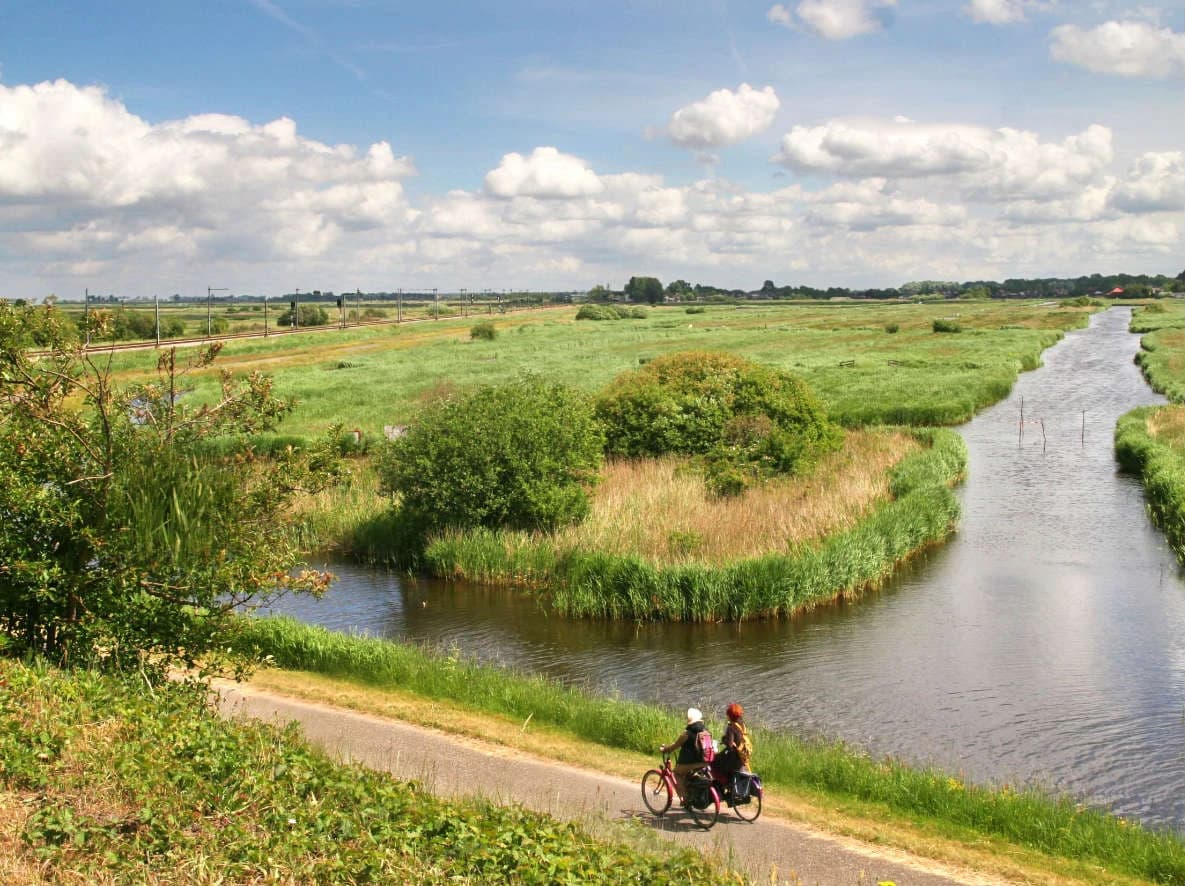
[772, 118, 1115, 199]
[1050, 21, 1185, 78]
[963, 0, 1049, 25]
[667, 84, 780, 150]
[767, 0, 896, 40]
[1108, 152, 1185, 213]
[483, 147, 605, 199]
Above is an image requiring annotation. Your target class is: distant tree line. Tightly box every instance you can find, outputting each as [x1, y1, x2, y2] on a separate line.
[591, 270, 1184, 304]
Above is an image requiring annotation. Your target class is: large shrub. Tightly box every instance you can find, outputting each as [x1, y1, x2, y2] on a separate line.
[277, 304, 330, 327]
[596, 351, 841, 492]
[377, 376, 604, 534]
[0, 302, 340, 674]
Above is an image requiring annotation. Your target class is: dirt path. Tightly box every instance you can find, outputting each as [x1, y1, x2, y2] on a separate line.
[215, 682, 1020, 886]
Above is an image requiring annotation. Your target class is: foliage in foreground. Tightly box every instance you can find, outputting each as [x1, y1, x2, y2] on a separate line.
[424, 429, 965, 621]
[235, 617, 1185, 885]
[0, 301, 338, 674]
[376, 375, 605, 535]
[0, 660, 724, 885]
[1116, 406, 1185, 564]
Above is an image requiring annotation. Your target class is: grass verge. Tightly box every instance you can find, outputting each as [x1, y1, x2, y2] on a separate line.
[0, 658, 735, 885]
[422, 428, 966, 620]
[231, 617, 1185, 885]
[1115, 406, 1185, 563]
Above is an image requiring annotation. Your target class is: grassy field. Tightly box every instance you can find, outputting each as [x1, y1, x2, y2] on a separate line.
[229, 616, 1185, 885]
[98, 299, 1098, 441]
[0, 659, 733, 885]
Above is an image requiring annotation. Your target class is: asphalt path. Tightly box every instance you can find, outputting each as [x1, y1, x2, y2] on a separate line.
[215, 682, 1018, 886]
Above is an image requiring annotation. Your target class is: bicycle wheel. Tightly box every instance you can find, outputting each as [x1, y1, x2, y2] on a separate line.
[641, 770, 672, 816]
[687, 785, 721, 830]
[733, 787, 762, 822]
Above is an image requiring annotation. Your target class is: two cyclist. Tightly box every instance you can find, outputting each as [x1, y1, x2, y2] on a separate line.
[659, 702, 751, 799]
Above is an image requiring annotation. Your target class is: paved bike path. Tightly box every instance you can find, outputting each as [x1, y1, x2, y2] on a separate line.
[215, 682, 1016, 886]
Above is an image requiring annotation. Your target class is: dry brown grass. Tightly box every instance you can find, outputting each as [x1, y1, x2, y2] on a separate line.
[1149, 404, 1185, 450]
[553, 429, 919, 566]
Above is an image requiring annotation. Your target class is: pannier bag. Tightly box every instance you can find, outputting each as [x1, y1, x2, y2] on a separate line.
[731, 772, 760, 802]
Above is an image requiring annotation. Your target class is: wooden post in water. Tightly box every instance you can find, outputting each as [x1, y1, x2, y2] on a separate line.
[1081, 410, 1086, 445]
[1040, 419, 1047, 452]
[1019, 396, 1025, 445]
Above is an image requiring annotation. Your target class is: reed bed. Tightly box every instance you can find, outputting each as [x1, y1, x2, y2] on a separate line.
[424, 428, 966, 620]
[233, 616, 1185, 884]
[561, 430, 918, 564]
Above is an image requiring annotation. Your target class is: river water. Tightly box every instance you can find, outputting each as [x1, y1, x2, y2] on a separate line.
[266, 307, 1185, 832]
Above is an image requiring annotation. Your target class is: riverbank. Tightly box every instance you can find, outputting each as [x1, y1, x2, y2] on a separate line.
[230, 615, 1185, 885]
[1119, 302, 1185, 562]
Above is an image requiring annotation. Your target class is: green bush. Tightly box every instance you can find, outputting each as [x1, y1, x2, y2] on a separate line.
[595, 351, 842, 489]
[278, 304, 330, 327]
[0, 303, 342, 674]
[884, 322, 900, 333]
[575, 304, 619, 321]
[575, 304, 647, 321]
[469, 320, 497, 341]
[376, 376, 604, 534]
[932, 318, 962, 333]
[685, 306, 707, 314]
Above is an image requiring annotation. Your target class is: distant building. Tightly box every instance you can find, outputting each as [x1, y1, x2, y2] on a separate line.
[1108, 287, 1125, 295]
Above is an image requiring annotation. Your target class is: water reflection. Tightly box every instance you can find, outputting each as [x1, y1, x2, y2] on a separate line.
[263, 308, 1185, 832]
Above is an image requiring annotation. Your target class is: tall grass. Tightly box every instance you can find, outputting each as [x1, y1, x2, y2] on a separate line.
[424, 429, 966, 620]
[1116, 406, 1185, 563]
[233, 616, 1185, 884]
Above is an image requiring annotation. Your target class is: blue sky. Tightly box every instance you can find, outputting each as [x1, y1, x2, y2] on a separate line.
[1, 0, 1182, 298]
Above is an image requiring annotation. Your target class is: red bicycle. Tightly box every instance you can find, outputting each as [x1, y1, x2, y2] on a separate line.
[640, 755, 721, 829]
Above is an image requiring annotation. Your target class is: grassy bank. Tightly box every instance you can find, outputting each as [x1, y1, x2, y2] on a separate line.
[0, 659, 730, 885]
[422, 428, 965, 620]
[231, 616, 1185, 884]
[101, 300, 1094, 441]
[1130, 301, 1185, 403]
[1120, 302, 1185, 561]
[1116, 406, 1185, 563]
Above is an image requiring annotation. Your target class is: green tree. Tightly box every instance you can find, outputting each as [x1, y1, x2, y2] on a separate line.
[624, 276, 664, 305]
[377, 377, 604, 534]
[0, 301, 340, 675]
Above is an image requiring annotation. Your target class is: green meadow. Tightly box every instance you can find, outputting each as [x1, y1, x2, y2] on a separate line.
[102, 299, 1096, 441]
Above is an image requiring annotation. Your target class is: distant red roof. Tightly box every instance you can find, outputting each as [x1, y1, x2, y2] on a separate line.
[1108, 287, 1124, 295]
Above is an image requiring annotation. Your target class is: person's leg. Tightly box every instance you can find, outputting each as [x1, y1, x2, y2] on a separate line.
[673, 763, 697, 800]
